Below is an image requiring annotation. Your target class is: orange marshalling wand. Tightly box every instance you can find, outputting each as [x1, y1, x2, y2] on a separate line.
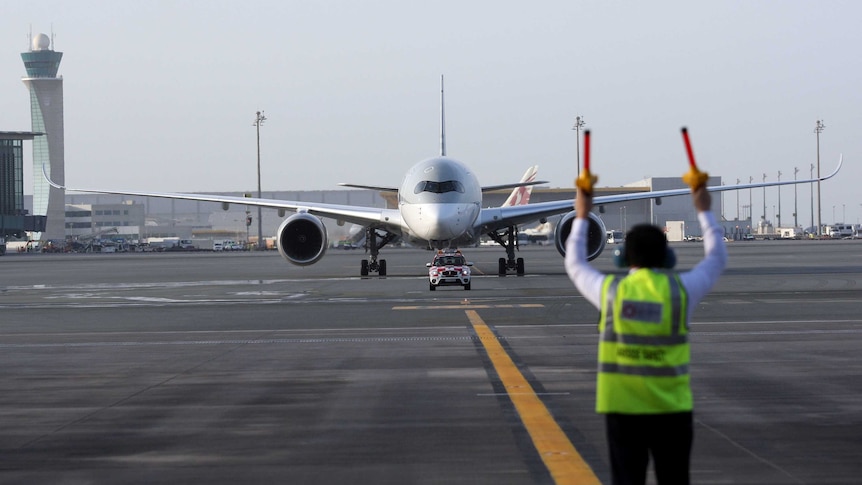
[575, 129, 598, 193]
[681, 127, 709, 189]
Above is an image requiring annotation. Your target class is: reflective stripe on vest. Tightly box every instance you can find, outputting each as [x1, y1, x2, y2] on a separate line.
[597, 270, 692, 414]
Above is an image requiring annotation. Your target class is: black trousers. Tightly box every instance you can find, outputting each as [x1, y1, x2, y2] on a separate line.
[605, 412, 693, 485]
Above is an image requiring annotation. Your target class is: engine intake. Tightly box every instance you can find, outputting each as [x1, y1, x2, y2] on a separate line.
[277, 213, 328, 266]
[554, 211, 607, 261]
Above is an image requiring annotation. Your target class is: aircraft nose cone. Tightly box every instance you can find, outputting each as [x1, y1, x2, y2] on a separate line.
[411, 203, 473, 241]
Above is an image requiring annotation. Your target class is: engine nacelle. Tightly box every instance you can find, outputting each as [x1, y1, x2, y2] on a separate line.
[554, 211, 608, 262]
[277, 212, 328, 266]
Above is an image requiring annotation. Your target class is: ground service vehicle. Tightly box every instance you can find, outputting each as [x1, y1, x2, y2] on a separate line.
[427, 250, 472, 291]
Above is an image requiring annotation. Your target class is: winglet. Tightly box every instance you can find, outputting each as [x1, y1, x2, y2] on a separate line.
[440, 75, 446, 157]
[812, 154, 844, 182]
[824, 154, 843, 180]
[42, 164, 65, 190]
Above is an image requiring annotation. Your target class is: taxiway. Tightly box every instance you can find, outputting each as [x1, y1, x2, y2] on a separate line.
[1, 241, 860, 484]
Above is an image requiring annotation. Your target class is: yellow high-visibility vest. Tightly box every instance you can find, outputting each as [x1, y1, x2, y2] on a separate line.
[597, 269, 691, 414]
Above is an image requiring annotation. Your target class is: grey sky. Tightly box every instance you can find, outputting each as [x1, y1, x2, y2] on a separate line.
[2, 1, 859, 225]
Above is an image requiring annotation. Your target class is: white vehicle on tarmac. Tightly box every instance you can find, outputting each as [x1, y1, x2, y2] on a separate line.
[426, 250, 472, 291]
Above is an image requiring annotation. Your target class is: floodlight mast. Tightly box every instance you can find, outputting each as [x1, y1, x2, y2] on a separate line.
[572, 116, 585, 178]
[814, 120, 825, 236]
[254, 110, 267, 250]
[777, 170, 782, 228]
[793, 167, 799, 229]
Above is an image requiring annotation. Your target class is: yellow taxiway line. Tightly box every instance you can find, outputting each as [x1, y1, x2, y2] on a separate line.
[465, 309, 601, 485]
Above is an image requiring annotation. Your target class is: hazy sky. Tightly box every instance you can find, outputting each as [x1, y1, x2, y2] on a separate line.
[2, 1, 860, 225]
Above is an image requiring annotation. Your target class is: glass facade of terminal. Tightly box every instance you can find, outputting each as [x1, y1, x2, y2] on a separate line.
[0, 139, 25, 216]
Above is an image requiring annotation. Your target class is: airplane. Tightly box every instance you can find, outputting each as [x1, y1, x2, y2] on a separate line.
[45, 78, 844, 277]
[344, 164, 538, 250]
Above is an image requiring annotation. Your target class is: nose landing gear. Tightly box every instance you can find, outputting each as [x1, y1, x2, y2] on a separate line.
[488, 226, 525, 276]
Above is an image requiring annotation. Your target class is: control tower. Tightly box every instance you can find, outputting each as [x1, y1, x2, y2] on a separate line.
[21, 32, 65, 242]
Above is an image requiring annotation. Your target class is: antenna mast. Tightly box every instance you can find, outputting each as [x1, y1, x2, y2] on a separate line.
[440, 75, 446, 157]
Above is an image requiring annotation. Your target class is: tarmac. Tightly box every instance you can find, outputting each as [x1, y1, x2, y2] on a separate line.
[1, 240, 861, 484]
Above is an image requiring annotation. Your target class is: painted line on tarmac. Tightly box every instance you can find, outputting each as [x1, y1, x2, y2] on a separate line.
[393, 303, 545, 310]
[465, 309, 601, 485]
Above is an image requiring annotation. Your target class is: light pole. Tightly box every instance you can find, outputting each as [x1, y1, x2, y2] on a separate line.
[777, 170, 782, 228]
[815, 120, 825, 235]
[253, 110, 267, 250]
[810, 164, 815, 232]
[573, 116, 585, 178]
[762, 173, 767, 225]
[736, 179, 740, 220]
[620, 206, 627, 233]
[793, 167, 799, 228]
[748, 176, 753, 226]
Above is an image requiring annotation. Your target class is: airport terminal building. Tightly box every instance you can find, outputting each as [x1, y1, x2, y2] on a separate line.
[0, 132, 47, 253]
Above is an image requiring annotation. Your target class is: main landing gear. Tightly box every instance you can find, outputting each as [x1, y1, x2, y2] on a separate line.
[487, 226, 525, 276]
[360, 227, 398, 276]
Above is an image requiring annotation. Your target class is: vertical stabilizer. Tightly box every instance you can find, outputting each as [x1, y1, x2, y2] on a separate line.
[440, 75, 446, 157]
[502, 165, 539, 207]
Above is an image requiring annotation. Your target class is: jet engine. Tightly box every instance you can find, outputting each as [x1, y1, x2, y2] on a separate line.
[554, 211, 608, 261]
[276, 212, 328, 266]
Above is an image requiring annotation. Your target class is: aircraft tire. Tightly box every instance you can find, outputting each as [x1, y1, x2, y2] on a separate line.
[379, 259, 387, 276]
[360, 259, 369, 276]
[498, 258, 507, 276]
[516, 258, 525, 276]
[429, 283, 436, 291]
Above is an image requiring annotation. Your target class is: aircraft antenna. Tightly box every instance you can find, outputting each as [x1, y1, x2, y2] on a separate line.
[440, 75, 446, 157]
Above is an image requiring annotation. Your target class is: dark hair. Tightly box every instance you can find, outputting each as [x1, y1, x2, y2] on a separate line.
[625, 224, 668, 268]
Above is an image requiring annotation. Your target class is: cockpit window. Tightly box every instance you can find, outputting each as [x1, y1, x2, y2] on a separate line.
[435, 256, 464, 266]
[414, 180, 466, 195]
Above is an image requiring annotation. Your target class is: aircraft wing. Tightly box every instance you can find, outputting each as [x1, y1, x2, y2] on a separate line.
[335, 181, 552, 195]
[481, 180, 548, 192]
[337, 183, 398, 192]
[477, 155, 843, 231]
[43, 166, 403, 230]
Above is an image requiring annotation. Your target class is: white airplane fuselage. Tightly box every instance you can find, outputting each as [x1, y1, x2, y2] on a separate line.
[397, 157, 482, 248]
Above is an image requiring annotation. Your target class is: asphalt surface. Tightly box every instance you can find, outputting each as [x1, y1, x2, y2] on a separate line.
[1, 240, 861, 484]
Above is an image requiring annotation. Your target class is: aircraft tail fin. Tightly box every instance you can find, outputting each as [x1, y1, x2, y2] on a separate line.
[501, 165, 539, 206]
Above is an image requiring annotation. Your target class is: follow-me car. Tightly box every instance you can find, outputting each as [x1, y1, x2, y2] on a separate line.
[426, 249, 472, 291]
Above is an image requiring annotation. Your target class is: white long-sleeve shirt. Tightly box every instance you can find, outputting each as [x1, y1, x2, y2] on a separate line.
[565, 212, 727, 318]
